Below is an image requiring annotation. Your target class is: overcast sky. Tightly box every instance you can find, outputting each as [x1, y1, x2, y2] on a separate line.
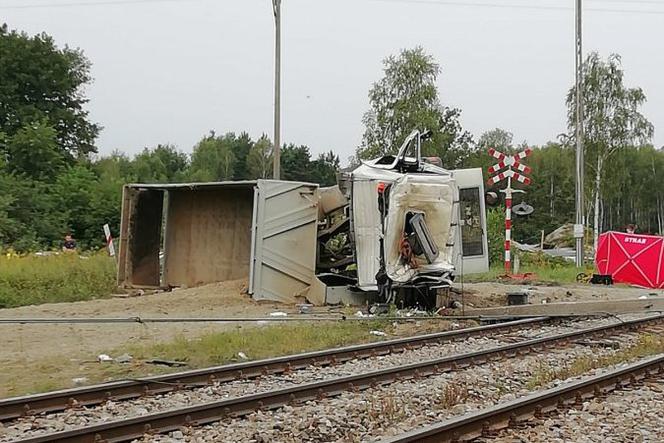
[2, 0, 663, 163]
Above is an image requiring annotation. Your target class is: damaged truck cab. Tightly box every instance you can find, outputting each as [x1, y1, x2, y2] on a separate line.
[316, 130, 489, 308]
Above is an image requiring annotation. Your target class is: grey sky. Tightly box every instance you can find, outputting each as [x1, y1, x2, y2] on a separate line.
[2, 0, 662, 163]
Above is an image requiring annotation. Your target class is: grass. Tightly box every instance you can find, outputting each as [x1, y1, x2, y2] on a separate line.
[123, 320, 393, 367]
[1, 319, 430, 397]
[464, 263, 591, 285]
[525, 333, 664, 390]
[0, 252, 117, 308]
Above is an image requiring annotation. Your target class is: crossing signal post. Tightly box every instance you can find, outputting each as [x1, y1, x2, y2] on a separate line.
[487, 147, 533, 274]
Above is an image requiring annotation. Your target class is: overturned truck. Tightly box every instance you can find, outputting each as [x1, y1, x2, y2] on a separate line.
[117, 130, 488, 307]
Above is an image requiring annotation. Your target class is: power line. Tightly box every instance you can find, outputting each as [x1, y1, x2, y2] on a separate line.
[371, 0, 664, 15]
[3, 0, 664, 13]
[0, 0, 199, 9]
[597, 0, 664, 4]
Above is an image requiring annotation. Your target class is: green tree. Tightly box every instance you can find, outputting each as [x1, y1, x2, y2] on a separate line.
[486, 208, 504, 266]
[0, 24, 100, 160]
[4, 121, 65, 180]
[311, 150, 340, 186]
[52, 166, 100, 248]
[231, 132, 254, 180]
[0, 173, 19, 246]
[0, 173, 61, 250]
[281, 144, 313, 182]
[246, 135, 273, 179]
[132, 144, 189, 183]
[357, 46, 473, 168]
[477, 128, 513, 150]
[510, 143, 575, 244]
[566, 52, 654, 247]
[92, 151, 135, 185]
[90, 151, 137, 242]
[189, 132, 236, 181]
[435, 107, 474, 169]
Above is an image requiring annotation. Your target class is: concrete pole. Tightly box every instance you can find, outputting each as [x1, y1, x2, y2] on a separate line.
[272, 0, 282, 180]
[574, 0, 585, 267]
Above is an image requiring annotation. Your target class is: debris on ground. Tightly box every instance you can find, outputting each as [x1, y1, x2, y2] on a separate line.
[269, 311, 288, 317]
[369, 304, 389, 315]
[145, 359, 187, 367]
[297, 304, 314, 314]
[71, 377, 88, 386]
[114, 353, 133, 364]
[97, 354, 113, 362]
[450, 300, 463, 309]
[369, 330, 387, 336]
[354, 311, 373, 318]
[396, 308, 429, 317]
[544, 223, 575, 248]
[237, 352, 249, 360]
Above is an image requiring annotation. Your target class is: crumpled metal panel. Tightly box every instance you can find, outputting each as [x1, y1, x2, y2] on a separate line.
[351, 179, 383, 289]
[384, 174, 456, 282]
[350, 163, 456, 289]
[250, 180, 320, 303]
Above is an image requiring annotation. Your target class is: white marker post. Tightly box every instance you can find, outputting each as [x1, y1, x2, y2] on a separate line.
[103, 224, 116, 258]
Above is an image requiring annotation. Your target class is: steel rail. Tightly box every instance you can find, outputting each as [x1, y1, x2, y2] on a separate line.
[14, 314, 664, 443]
[0, 317, 547, 422]
[0, 316, 511, 324]
[382, 353, 664, 442]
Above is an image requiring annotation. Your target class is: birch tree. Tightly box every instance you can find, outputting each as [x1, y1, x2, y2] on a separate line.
[247, 135, 273, 179]
[566, 52, 653, 249]
[357, 46, 473, 166]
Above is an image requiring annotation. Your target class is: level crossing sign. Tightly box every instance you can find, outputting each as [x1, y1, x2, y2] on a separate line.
[486, 147, 532, 274]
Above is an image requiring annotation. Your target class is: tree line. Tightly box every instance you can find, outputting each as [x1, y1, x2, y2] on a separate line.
[356, 46, 663, 249]
[0, 25, 338, 250]
[1, 24, 662, 253]
[0, 133, 339, 251]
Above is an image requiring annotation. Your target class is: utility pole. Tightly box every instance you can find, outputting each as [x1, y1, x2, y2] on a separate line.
[574, 0, 585, 267]
[272, 0, 282, 180]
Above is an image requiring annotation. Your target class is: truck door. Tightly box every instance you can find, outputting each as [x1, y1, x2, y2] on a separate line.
[249, 180, 320, 303]
[453, 168, 490, 274]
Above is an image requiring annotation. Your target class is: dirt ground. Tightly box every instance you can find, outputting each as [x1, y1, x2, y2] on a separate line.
[3, 279, 661, 363]
[0, 280, 290, 363]
[458, 281, 664, 308]
[1, 278, 662, 397]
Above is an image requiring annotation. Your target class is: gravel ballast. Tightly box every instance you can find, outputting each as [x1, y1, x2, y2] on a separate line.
[0, 315, 656, 442]
[485, 380, 664, 443]
[146, 331, 645, 442]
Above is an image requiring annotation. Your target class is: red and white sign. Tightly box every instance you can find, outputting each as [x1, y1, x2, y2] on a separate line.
[595, 231, 664, 289]
[486, 147, 532, 274]
[103, 223, 116, 257]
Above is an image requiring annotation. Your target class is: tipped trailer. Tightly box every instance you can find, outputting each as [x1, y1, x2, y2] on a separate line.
[117, 130, 488, 308]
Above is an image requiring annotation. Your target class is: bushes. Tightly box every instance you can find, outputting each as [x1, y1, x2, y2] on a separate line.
[486, 208, 504, 266]
[0, 253, 117, 308]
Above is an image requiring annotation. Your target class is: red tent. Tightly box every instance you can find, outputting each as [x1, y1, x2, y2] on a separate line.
[595, 231, 664, 289]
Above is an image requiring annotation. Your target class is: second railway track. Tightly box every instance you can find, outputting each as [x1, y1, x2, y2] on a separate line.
[7, 313, 664, 443]
[382, 353, 664, 443]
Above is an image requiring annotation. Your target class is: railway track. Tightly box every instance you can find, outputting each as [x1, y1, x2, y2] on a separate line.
[0, 316, 547, 422]
[10, 313, 664, 443]
[382, 353, 664, 442]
